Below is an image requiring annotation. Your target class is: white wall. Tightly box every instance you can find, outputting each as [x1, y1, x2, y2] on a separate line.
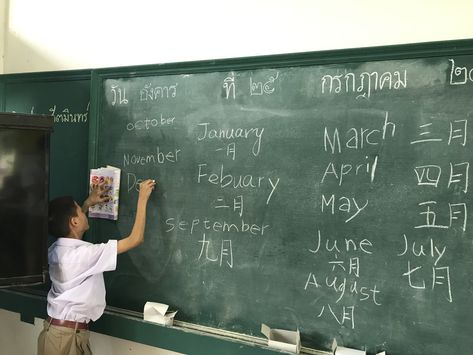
[4, 0, 473, 73]
[1, 0, 473, 354]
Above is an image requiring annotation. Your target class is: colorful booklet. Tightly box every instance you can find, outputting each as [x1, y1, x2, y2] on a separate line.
[88, 165, 121, 220]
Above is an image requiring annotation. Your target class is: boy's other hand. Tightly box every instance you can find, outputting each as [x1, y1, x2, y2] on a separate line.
[88, 181, 110, 206]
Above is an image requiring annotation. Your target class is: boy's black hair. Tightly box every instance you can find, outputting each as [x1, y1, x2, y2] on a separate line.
[48, 196, 78, 237]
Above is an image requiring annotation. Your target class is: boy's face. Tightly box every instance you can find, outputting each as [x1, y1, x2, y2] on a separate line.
[73, 202, 89, 236]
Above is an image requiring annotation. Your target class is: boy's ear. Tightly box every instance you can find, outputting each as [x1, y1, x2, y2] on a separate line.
[70, 216, 78, 227]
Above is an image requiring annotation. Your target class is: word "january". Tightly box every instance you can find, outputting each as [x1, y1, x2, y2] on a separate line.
[196, 123, 264, 156]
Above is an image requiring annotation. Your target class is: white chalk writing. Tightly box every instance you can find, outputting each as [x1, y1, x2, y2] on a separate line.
[414, 162, 469, 193]
[122, 147, 181, 167]
[126, 114, 176, 131]
[223, 75, 236, 100]
[197, 164, 279, 205]
[111, 85, 128, 106]
[320, 155, 378, 185]
[324, 112, 396, 153]
[410, 119, 467, 146]
[140, 83, 178, 101]
[28, 103, 89, 124]
[320, 194, 369, 223]
[449, 58, 473, 85]
[196, 123, 264, 157]
[198, 234, 233, 268]
[250, 72, 279, 96]
[321, 69, 407, 99]
[165, 216, 270, 237]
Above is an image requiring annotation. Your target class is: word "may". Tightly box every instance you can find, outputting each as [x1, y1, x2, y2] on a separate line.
[321, 194, 368, 223]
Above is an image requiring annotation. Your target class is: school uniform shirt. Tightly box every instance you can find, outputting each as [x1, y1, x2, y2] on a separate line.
[47, 238, 118, 323]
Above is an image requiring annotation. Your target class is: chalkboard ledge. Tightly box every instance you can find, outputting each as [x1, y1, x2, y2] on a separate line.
[0, 289, 328, 355]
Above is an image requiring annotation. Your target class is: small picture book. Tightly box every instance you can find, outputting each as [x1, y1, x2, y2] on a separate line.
[88, 165, 121, 220]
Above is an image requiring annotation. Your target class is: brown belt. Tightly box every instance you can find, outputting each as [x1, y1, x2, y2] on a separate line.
[47, 316, 89, 330]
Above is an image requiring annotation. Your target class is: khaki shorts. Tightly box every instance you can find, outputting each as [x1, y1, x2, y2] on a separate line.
[37, 320, 92, 355]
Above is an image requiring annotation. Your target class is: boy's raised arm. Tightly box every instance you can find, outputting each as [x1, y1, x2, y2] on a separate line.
[117, 179, 156, 254]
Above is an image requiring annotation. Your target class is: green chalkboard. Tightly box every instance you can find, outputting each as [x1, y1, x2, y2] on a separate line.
[89, 40, 473, 355]
[0, 70, 91, 203]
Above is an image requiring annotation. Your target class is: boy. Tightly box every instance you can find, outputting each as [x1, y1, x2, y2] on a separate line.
[37, 179, 156, 355]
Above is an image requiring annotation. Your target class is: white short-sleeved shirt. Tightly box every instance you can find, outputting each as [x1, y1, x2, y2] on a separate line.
[47, 238, 117, 323]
